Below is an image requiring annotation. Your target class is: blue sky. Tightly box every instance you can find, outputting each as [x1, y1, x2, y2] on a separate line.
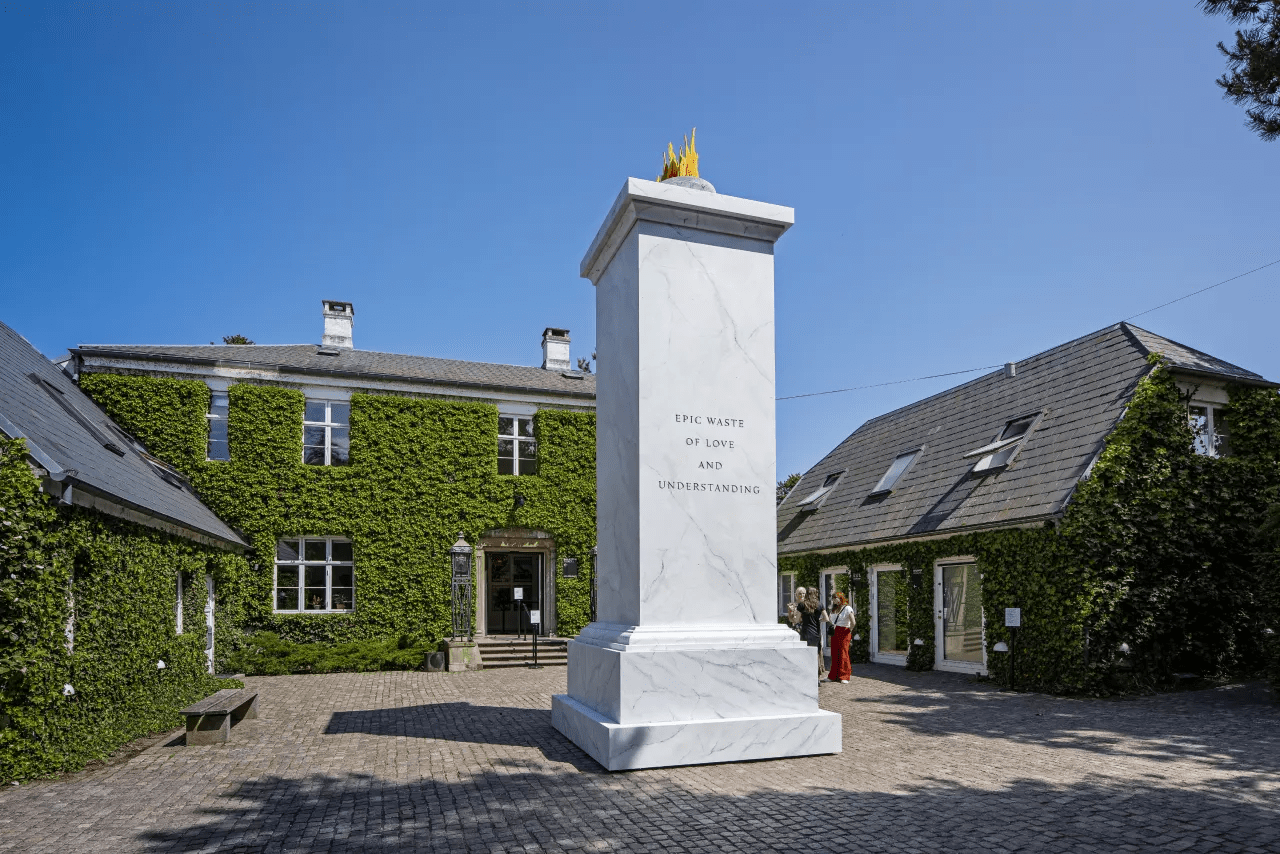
[2, 1, 1276, 477]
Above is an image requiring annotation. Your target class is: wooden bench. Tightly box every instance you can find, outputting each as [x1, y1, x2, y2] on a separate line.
[179, 688, 259, 745]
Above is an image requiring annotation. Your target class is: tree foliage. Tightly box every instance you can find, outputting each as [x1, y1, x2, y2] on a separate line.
[1203, 0, 1280, 140]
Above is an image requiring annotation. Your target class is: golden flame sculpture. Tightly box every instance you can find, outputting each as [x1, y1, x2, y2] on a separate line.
[658, 128, 699, 181]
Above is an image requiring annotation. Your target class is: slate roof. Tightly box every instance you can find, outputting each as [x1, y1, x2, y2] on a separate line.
[777, 322, 1274, 555]
[72, 343, 597, 400]
[0, 321, 245, 550]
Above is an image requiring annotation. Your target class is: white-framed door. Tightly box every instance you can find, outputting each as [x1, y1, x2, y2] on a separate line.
[934, 560, 986, 674]
[869, 564, 909, 666]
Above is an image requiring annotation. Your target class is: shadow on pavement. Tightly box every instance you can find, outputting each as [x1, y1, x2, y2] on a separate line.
[138, 767, 1280, 853]
[324, 703, 601, 772]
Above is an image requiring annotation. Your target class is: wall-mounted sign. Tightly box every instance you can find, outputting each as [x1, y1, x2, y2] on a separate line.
[562, 558, 579, 579]
[514, 588, 524, 601]
[1005, 608, 1021, 628]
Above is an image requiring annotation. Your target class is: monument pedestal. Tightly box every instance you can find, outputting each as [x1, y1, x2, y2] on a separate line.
[554, 177, 840, 770]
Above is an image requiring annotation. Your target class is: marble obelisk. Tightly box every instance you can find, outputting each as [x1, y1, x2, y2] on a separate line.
[551, 177, 841, 770]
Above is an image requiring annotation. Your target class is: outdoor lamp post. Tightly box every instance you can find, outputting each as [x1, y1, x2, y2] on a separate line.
[450, 533, 474, 641]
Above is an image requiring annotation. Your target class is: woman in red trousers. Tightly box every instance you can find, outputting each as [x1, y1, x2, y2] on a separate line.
[827, 591, 854, 683]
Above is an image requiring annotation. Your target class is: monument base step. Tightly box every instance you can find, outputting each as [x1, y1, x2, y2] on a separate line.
[550, 693, 841, 772]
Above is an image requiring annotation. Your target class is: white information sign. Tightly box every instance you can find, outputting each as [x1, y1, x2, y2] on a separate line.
[513, 588, 524, 601]
[530, 610, 541, 625]
[1005, 608, 1022, 628]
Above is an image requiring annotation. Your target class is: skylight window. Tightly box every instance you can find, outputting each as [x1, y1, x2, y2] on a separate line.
[796, 471, 844, 510]
[966, 414, 1039, 473]
[870, 449, 922, 495]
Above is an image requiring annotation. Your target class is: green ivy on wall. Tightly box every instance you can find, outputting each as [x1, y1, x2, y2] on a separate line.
[78, 373, 598, 655]
[781, 363, 1280, 696]
[0, 437, 243, 782]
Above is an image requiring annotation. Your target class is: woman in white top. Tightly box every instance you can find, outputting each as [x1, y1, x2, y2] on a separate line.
[827, 591, 855, 683]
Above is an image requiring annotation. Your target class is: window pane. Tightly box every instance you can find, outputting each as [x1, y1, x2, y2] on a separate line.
[498, 438, 515, 459]
[304, 426, 327, 447]
[332, 566, 353, 586]
[303, 446, 325, 466]
[275, 567, 298, 610]
[519, 417, 535, 438]
[209, 418, 228, 443]
[1001, 417, 1034, 440]
[304, 588, 327, 610]
[331, 541, 353, 562]
[877, 570, 909, 655]
[498, 416, 515, 437]
[330, 403, 350, 425]
[277, 540, 300, 561]
[1213, 407, 1230, 456]
[210, 393, 229, 418]
[330, 428, 350, 466]
[208, 439, 230, 462]
[304, 541, 327, 562]
[498, 457, 514, 476]
[942, 564, 984, 663]
[1189, 406, 1211, 456]
[873, 452, 915, 493]
[305, 401, 327, 423]
[330, 588, 353, 610]
[276, 586, 300, 610]
[519, 439, 537, 463]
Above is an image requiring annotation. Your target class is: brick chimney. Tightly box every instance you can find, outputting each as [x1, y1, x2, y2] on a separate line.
[322, 300, 354, 349]
[542, 328, 571, 371]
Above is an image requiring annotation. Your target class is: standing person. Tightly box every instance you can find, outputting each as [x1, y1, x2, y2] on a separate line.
[799, 587, 829, 678]
[827, 591, 855, 683]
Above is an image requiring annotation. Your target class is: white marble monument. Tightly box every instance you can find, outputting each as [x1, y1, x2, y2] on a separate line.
[551, 177, 842, 770]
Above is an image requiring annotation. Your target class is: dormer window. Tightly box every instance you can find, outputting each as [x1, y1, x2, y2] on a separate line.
[966, 414, 1039, 473]
[796, 471, 844, 510]
[869, 449, 922, 496]
[1188, 403, 1229, 457]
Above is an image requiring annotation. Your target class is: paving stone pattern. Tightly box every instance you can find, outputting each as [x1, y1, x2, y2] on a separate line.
[1, 665, 1277, 853]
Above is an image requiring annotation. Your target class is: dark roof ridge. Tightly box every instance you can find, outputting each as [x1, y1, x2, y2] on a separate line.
[1119, 321, 1271, 384]
[856, 323, 1131, 432]
[74, 342, 572, 375]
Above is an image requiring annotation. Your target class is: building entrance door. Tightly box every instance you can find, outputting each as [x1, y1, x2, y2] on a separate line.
[935, 562, 985, 674]
[485, 552, 542, 635]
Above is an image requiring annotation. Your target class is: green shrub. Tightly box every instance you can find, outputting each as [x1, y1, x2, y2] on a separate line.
[224, 632, 441, 676]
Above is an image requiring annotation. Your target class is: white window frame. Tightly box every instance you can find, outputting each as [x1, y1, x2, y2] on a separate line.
[796, 471, 844, 510]
[777, 572, 797, 618]
[273, 537, 355, 613]
[869, 564, 909, 667]
[1187, 401, 1229, 457]
[498, 413, 538, 476]
[818, 567, 844, 656]
[303, 399, 350, 467]
[966, 412, 1042, 473]
[176, 574, 184, 635]
[933, 559, 986, 675]
[870, 448, 923, 496]
[207, 390, 229, 461]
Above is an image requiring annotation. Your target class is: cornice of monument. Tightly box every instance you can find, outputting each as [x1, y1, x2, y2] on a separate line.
[580, 177, 795, 284]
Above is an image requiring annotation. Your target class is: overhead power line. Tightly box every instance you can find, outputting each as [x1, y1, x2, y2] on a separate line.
[778, 256, 1280, 402]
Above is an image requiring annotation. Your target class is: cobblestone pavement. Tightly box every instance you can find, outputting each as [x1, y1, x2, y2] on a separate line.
[1, 664, 1278, 853]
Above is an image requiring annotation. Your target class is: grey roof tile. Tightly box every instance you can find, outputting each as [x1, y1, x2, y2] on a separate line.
[777, 322, 1273, 554]
[0, 321, 244, 549]
[73, 343, 597, 399]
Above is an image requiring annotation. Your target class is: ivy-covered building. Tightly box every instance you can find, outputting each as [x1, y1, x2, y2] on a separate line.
[69, 301, 597, 655]
[0, 320, 249, 781]
[777, 323, 1280, 693]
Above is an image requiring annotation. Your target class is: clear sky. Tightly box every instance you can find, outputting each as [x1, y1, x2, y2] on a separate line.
[3, 1, 1277, 477]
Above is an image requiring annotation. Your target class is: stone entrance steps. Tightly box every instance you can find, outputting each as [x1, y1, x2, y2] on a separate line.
[477, 636, 569, 668]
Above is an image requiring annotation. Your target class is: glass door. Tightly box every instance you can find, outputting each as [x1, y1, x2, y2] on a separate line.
[871, 567, 909, 665]
[819, 569, 841, 659]
[935, 562, 985, 673]
[486, 552, 543, 635]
